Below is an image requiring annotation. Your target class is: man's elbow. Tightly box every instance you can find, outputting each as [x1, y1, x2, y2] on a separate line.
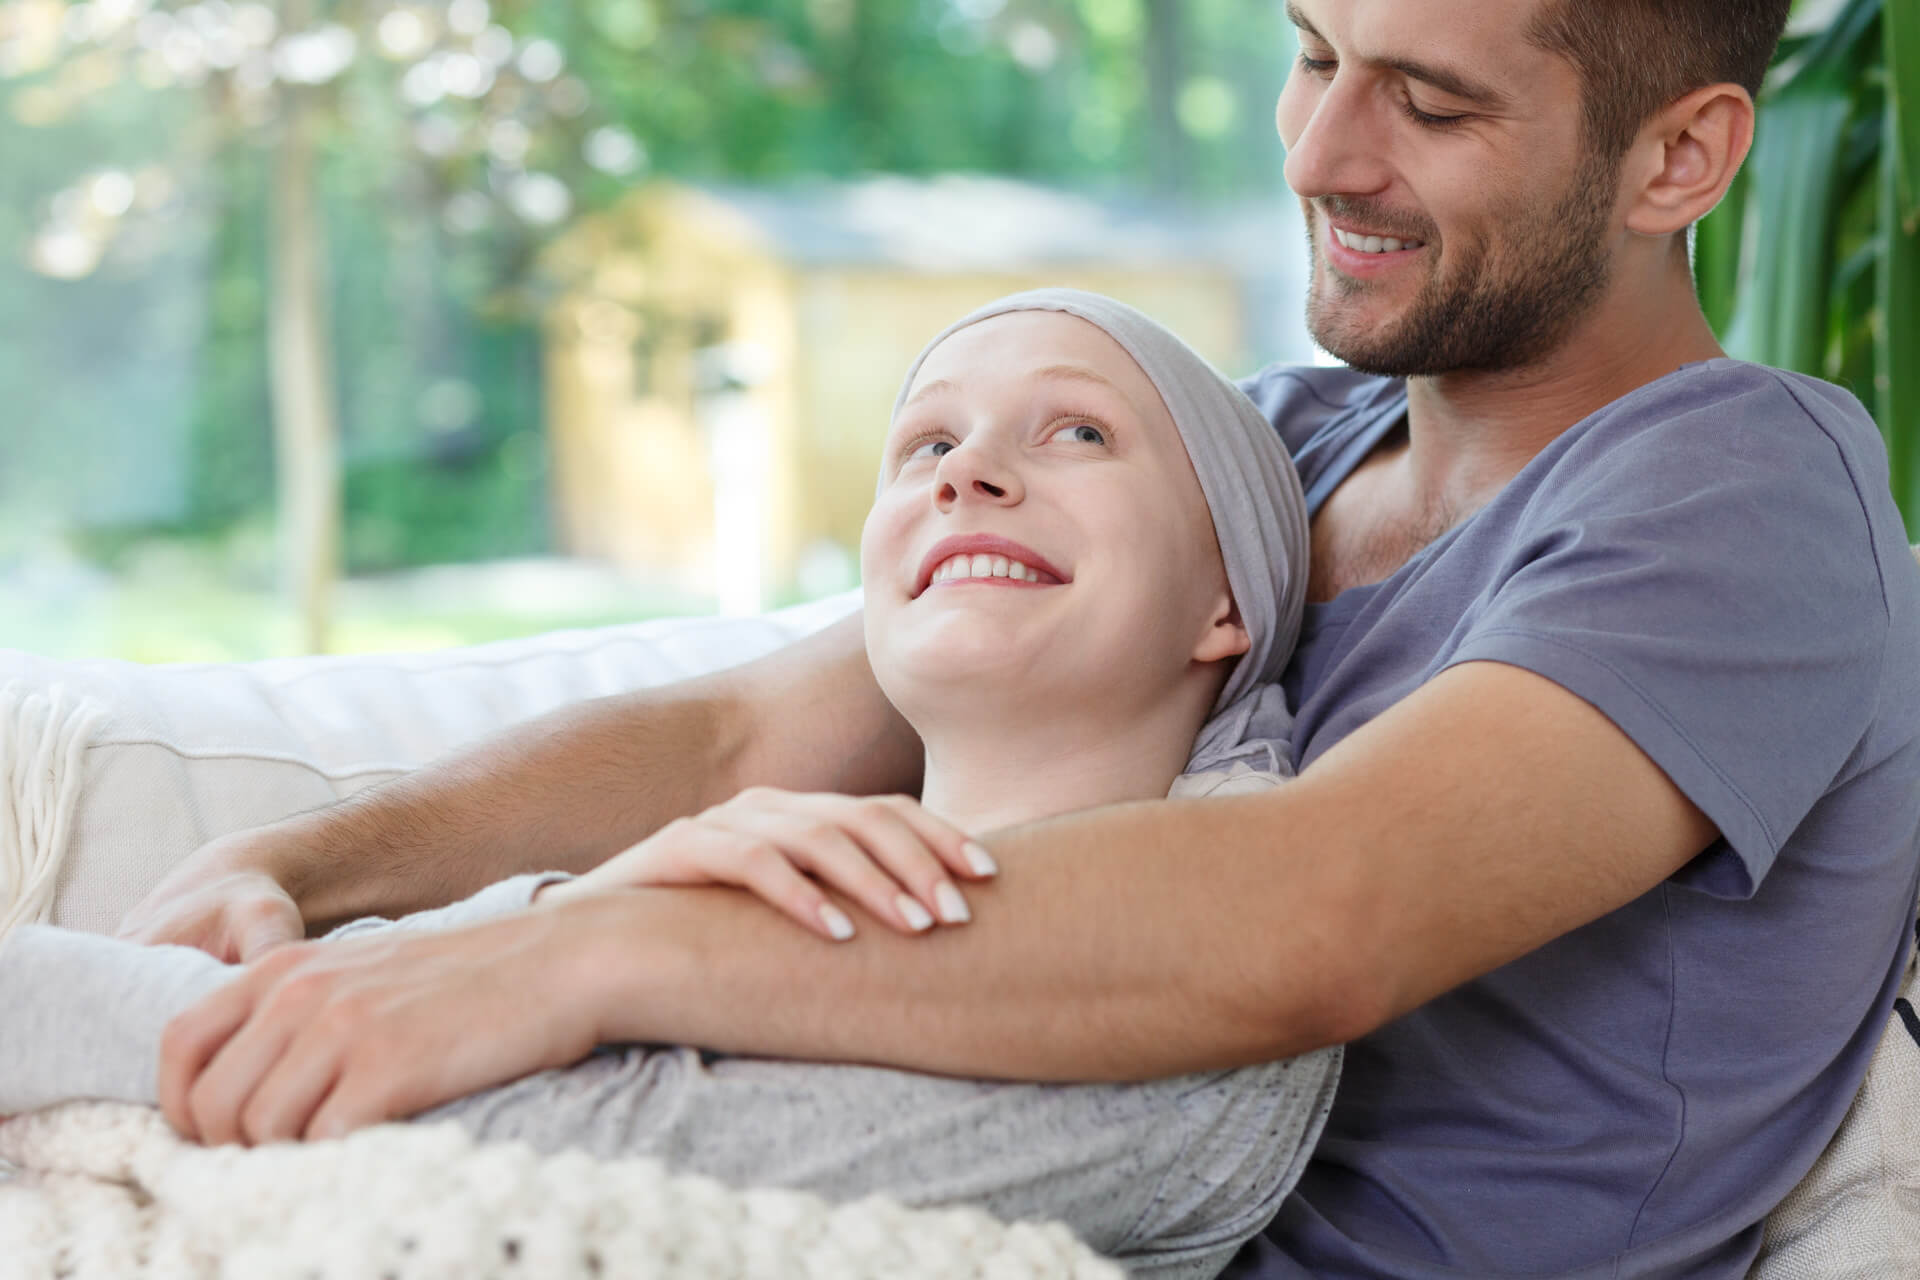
[1232, 930, 1394, 1063]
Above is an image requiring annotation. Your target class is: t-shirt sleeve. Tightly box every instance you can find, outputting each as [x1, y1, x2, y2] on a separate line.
[1444, 371, 1891, 898]
[1238, 363, 1393, 459]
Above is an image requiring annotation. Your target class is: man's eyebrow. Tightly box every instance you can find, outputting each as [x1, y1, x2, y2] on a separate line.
[1383, 56, 1511, 110]
[1284, 1, 1513, 111]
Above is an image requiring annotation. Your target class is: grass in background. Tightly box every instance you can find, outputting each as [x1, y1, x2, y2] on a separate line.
[1, 528, 712, 663]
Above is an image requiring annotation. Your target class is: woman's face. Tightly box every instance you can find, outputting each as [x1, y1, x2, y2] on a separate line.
[861, 311, 1246, 724]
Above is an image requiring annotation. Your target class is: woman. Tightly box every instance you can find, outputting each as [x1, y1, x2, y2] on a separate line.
[0, 291, 1330, 1279]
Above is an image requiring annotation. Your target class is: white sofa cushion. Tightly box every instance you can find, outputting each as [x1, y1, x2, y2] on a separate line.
[0, 591, 860, 937]
[1750, 929, 1920, 1277]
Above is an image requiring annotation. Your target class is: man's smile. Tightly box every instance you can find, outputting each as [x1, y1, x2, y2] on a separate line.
[1331, 227, 1426, 254]
[1321, 214, 1430, 279]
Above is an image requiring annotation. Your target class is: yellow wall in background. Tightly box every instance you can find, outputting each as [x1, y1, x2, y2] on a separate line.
[543, 184, 1248, 604]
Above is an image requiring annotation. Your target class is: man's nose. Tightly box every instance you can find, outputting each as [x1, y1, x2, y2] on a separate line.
[1280, 76, 1393, 202]
[934, 440, 1024, 509]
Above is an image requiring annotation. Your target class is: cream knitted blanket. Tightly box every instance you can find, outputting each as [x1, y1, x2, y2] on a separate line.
[0, 1102, 1122, 1279]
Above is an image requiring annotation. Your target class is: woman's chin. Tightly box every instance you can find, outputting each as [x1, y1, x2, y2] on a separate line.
[883, 638, 1044, 705]
[891, 608, 1047, 663]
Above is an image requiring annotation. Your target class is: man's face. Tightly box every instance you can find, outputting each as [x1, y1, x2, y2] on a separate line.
[1276, 0, 1623, 377]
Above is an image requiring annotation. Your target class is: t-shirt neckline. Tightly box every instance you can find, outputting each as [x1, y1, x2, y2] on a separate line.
[1299, 358, 1741, 623]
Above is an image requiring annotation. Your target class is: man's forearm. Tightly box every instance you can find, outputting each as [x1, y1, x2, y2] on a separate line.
[555, 663, 1715, 1081]
[276, 613, 922, 930]
[560, 789, 1364, 1081]
[278, 686, 748, 929]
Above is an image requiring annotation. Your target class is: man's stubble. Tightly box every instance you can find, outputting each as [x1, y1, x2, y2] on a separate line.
[1305, 149, 1622, 379]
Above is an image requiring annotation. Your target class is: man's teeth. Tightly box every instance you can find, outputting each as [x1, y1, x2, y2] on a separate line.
[931, 553, 1044, 584]
[1334, 228, 1423, 254]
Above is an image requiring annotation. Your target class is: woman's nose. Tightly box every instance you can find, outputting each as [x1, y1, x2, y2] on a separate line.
[933, 441, 1024, 509]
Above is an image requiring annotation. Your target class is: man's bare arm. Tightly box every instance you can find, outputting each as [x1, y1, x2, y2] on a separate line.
[123, 614, 924, 945]
[559, 660, 1718, 1079]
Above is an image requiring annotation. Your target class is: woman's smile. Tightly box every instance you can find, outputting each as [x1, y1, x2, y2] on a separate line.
[912, 534, 1070, 598]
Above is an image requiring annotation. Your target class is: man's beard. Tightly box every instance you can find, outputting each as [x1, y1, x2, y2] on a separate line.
[1305, 153, 1620, 378]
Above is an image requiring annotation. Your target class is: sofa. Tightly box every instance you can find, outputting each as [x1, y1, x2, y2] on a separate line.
[1, 583, 1915, 1276]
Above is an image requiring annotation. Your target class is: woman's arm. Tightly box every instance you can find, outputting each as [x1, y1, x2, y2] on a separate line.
[118, 613, 926, 955]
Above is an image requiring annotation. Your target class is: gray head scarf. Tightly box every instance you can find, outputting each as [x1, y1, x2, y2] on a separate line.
[886, 288, 1310, 778]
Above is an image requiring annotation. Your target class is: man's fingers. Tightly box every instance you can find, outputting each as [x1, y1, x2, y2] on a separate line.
[159, 971, 268, 1142]
[183, 969, 326, 1146]
[236, 1019, 352, 1146]
[304, 1073, 382, 1143]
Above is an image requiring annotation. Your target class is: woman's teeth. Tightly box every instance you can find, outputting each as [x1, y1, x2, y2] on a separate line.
[932, 554, 1043, 584]
[1333, 228, 1424, 254]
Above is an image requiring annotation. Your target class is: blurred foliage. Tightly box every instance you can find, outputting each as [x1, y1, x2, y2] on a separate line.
[0, 0, 1295, 574]
[1697, 0, 1919, 533]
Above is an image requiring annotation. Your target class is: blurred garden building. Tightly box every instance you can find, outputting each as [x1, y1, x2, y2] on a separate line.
[541, 175, 1306, 613]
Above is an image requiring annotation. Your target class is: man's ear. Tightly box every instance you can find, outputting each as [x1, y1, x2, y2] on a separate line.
[1192, 594, 1252, 665]
[1623, 82, 1757, 238]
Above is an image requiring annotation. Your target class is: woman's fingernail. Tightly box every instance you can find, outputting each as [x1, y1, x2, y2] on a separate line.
[935, 882, 971, 924]
[820, 904, 856, 941]
[897, 895, 935, 932]
[964, 842, 999, 877]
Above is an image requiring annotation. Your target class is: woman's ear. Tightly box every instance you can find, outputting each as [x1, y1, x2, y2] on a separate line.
[1192, 594, 1252, 664]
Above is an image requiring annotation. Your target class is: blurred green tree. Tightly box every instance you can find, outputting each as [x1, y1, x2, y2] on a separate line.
[0, 0, 1295, 649]
[1, 0, 630, 649]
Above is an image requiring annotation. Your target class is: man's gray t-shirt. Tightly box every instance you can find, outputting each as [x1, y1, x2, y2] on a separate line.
[1225, 359, 1920, 1278]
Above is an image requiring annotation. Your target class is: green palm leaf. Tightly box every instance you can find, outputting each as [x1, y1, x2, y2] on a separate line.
[1888, 0, 1918, 222]
[1882, 83, 1920, 520]
[1703, 0, 1920, 533]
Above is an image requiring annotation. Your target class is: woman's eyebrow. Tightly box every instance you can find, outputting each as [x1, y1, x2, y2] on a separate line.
[903, 364, 1122, 411]
[902, 377, 959, 411]
[1031, 364, 1123, 395]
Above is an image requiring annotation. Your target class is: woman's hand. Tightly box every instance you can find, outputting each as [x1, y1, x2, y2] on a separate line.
[537, 788, 997, 942]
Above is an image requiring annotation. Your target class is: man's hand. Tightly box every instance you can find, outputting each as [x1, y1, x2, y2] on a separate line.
[116, 830, 307, 962]
[157, 909, 599, 1146]
[537, 788, 997, 940]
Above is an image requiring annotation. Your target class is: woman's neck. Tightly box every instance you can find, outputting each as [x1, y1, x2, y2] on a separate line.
[913, 697, 1204, 835]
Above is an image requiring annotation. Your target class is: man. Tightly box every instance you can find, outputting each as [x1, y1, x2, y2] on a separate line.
[118, 0, 1920, 1274]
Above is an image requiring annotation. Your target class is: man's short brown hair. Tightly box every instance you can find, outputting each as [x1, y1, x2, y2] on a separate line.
[1529, 0, 1795, 157]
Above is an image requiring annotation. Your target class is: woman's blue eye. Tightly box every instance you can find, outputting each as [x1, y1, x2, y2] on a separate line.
[1054, 423, 1107, 446]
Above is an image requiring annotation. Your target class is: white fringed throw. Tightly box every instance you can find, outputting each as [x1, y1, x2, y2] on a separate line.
[0, 682, 106, 943]
[0, 1103, 1122, 1279]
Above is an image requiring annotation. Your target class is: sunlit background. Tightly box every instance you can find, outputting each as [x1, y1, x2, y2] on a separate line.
[0, 0, 1313, 660]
